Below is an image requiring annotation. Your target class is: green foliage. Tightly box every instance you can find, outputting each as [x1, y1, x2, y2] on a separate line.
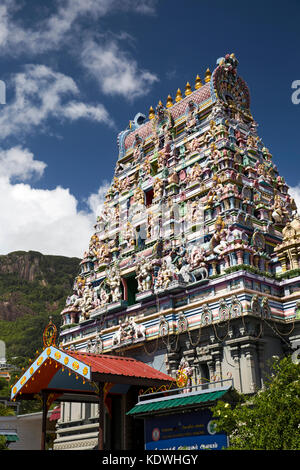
[0, 377, 11, 398]
[0, 435, 9, 450]
[0, 403, 15, 416]
[0, 251, 80, 360]
[276, 268, 300, 280]
[224, 264, 274, 279]
[0, 312, 61, 361]
[0, 251, 80, 414]
[211, 356, 300, 450]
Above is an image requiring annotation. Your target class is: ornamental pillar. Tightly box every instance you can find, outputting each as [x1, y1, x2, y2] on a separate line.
[236, 250, 244, 265]
[290, 247, 299, 270]
[229, 344, 242, 393]
[211, 261, 218, 276]
[240, 342, 259, 394]
[256, 341, 265, 389]
[211, 347, 223, 383]
[224, 255, 230, 269]
[166, 350, 180, 376]
[277, 252, 287, 272]
[207, 360, 215, 386]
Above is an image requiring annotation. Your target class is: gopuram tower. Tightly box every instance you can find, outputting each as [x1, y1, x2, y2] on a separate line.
[54, 53, 300, 449]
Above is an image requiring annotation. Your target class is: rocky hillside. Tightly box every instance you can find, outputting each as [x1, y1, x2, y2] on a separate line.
[0, 251, 80, 362]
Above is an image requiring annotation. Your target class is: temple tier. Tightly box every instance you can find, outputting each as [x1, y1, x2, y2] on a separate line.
[54, 53, 300, 450]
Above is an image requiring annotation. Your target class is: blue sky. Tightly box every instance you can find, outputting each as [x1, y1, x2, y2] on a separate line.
[0, 0, 299, 257]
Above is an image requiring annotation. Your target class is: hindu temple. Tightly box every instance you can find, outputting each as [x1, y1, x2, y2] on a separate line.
[11, 53, 300, 450]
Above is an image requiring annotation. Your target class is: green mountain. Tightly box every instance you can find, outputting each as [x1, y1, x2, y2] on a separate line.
[0, 251, 80, 366]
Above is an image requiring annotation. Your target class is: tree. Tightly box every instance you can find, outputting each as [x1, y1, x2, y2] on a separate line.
[211, 355, 300, 450]
[0, 435, 9, 450]
[0, 403, 15, 416]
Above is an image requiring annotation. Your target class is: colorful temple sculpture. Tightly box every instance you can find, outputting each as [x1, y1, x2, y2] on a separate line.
[54, 53, 300, 449]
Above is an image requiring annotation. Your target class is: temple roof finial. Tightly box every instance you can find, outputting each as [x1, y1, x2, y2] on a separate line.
[205, 68, 211, 83]
[185, 82, 192, 96]
[175, 88, 182, 102]
[195, 74, 202, 89]
[166, 95, 173, 108]
[148, 106, 155, 120]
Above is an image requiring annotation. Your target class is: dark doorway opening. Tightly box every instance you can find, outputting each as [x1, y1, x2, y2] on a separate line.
[126, 275, 138, 306]
[145, 188, 154, 206]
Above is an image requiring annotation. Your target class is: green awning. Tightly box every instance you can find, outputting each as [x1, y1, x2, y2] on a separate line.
[127, 389, 229, 416]
[0, 432, 19, 442]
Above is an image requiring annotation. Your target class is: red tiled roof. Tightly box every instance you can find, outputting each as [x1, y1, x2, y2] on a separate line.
[66, 350, 174, 384]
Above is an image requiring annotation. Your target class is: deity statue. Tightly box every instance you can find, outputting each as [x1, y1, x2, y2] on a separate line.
[155, 259, 176, 290]
[168, 170, 179, 186]
[189, 244, 207, 270]
[142, 155, 152, 177]
[188, 198, 204, 225]
[96, 203, 111, 231]
[205, 188, 217, 210]
[97, 241, 111, 265]
[247, 134, 257, 148]
[210, 99, 226, 120]
[185, 100, 198, 134]
[119, 175, 131, 193]
[157, 149, 167, 170]
[112, 177, 120, 193]
[210, 216, 229, 255]
[136, 258, 153, 292]
[210, 143, 222, 165]
[133, 186, 145, 205]
[190, 135, 202, 153]
[129, 316, 146, 341]
[176, 358, 193, 393]
[187, 162, 202, 185]
[153, 177, 164, 199]
[133, 133, 144, 161]
[78, 283, 94, 320]
[88, 233, 100, 258]
[271, 193, 289, 225]
[99, 283, 111, 307]
[106, 264, 122, 303]
[122, 221, 136, 248]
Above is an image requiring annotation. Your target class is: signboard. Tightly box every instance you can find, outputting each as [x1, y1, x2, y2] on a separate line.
[144, 410, 227, 450]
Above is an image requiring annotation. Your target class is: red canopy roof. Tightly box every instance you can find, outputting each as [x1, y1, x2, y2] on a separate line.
[66, 350, 173, 386]
[11, 346, 175, 403]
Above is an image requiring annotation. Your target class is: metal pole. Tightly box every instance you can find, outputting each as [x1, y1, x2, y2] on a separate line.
[98, 383, 104, 450]
[41, 391, 48, 451]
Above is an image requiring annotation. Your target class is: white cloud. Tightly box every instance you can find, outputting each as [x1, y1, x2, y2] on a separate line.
[0, 146, 109, 258]
[81, 39, 158, 99]
[87, 182, 110, 216]
[0, 146, 46, 181]
[0, 1, 159, 100]
[0, 0, 157, 55]
[0, 64, 112, 139]
[63, 101, 110, 123]
[288, 185, 300, 213]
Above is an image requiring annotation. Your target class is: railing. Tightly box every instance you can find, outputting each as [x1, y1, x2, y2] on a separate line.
[138, 378, 233, 403]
